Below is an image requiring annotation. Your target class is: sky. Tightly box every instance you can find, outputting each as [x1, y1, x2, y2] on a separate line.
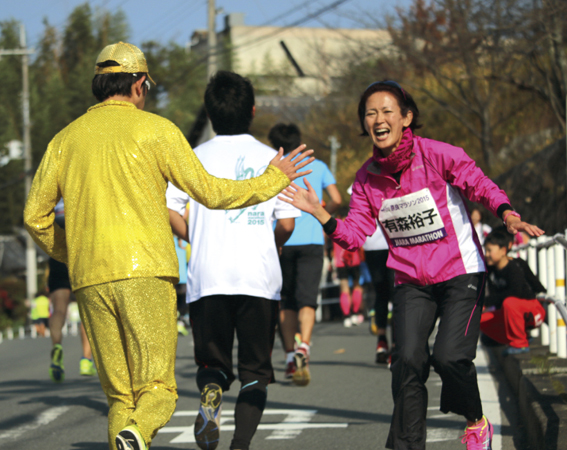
[1, 0, 409, 50]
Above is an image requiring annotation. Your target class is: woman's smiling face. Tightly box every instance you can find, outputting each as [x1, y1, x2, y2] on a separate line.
[364, 91, 413, 157]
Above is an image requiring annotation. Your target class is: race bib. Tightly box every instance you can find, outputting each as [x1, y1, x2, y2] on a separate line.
[378, 188, 446, 247]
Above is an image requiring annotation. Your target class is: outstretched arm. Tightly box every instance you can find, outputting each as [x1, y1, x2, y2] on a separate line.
[162, 124, 315, 211]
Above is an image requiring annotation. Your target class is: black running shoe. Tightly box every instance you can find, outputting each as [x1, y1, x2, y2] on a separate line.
[116, 424, 147, 450]
[194, 383, 223, 450]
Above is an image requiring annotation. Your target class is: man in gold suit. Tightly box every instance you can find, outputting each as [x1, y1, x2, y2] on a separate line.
[24, 42, 313, 450]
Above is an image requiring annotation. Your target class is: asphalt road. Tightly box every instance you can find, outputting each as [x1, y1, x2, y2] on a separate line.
[0, 321, 530, 450]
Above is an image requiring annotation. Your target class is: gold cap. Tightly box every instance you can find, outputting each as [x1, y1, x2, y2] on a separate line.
[94, 42, 155, 84]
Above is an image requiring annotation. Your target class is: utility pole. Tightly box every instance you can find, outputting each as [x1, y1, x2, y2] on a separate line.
[204, 0, 217, 141]
[0, 24, 36, 302]
[329, 136, 340, 178]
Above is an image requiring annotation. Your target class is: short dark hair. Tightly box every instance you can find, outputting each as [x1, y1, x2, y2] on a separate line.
[268, 123, 301, 154]
[92, 60, 148, 102]
[204, 71, 254, 135]
[485, 227, 514, 249]
[357, 80, 421, 135]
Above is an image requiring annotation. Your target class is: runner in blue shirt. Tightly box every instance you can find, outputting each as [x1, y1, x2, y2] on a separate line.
[268, 123, 342, 386]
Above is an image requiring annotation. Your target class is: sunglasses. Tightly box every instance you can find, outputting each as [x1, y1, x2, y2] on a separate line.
[365, 80, 406, 99]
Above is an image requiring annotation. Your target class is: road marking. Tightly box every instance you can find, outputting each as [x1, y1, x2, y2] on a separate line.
[162, 409, 348, 443]
[0, 406, 70, 441]
[427, 427, 460, 442]
[476, 345, 502, 450]
[428, 413, 455, 419]
[425, 345, 501, 449]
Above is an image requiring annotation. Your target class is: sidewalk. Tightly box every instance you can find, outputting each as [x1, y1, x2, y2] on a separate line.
[486, 338, 567, 450]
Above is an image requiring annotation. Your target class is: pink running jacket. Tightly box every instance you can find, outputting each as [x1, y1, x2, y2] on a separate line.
[330, 135, 510, 287]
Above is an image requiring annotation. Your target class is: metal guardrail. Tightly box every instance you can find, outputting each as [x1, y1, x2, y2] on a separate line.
[512, 232, 567, 358]
[0, 320, 80, 344]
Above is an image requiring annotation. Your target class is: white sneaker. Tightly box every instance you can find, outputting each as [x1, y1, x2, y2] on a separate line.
[343, 317, 352, 328]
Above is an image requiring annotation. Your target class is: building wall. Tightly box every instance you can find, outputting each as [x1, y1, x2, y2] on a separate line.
[190, 17, 392, 97]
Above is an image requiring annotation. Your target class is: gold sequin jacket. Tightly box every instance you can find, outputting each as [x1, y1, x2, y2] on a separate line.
[24, 100, 290, 290]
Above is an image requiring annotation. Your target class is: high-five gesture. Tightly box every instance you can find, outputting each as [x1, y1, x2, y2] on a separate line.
[279, 179, 331, 225]
[269, 145, 315, 182]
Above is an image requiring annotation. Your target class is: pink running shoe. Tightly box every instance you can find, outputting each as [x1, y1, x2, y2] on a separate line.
[461, 416, 493, 450]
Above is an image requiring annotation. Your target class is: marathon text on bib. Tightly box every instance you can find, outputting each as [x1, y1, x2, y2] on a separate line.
[378, 188, 446, 247]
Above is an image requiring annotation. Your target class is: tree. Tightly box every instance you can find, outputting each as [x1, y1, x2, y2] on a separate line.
[492, 0, 567, 129]
[385, 0, 544, 171]
[0, 21, 26, 234]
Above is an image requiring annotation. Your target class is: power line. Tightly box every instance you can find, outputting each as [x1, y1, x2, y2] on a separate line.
[171, 0, 354, 82]
[139, 0, 205, 42]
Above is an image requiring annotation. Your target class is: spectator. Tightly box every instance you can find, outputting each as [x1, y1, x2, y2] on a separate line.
[480, 228, 546, 355]
[470, 207, 492, 245]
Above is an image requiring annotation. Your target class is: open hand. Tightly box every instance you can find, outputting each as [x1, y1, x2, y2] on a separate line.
[269, 145, 315, 182]
[506, 216, 544, 237]
[279, 179, 331, 224]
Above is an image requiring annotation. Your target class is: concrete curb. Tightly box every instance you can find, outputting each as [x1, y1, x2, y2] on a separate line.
[488, 342, 567, 450]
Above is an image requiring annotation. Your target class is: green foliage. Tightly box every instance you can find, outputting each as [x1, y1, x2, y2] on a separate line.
[0, 5, 207, 236]
[142, 41, 206, 132]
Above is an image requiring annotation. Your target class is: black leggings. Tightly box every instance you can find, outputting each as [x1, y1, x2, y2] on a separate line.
[386, 273, 485, 450]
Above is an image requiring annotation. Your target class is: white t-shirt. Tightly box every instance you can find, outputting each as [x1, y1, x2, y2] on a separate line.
[363, 221, 389, 251]
[166, 134, 300, 303]
[474, 222, 492, 245]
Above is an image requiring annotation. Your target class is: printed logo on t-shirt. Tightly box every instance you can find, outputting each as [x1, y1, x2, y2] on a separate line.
[378, 188, 446, 247]
[225, 156, 268, 225]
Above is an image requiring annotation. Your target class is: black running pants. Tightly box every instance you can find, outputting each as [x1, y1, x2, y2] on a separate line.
[190, 295, 279, 450]
[386, 273, 485, 450]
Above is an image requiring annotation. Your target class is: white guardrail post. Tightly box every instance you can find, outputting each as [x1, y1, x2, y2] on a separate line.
[538, 236, 550, 346]
[554, 242, 566, 358]
[527, 241, 540, 338]
[547, 243, 557, 354]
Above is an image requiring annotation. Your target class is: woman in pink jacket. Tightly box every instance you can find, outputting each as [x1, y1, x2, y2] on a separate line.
[281, 80, 544, 450]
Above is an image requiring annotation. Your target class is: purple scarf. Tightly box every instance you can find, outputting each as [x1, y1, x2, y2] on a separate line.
[373, 128, 414, 174]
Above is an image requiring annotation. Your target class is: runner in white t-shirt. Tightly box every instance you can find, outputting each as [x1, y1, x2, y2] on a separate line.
[166, 71, 300, 450]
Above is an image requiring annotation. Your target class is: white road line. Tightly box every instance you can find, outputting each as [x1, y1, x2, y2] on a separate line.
[173, 409, 318, 416]
[163, 409, 347, 444]
[427, 427, 460, 443]
[476, 345, 502, 450]
[0, 406, 70, 441]
[160, 423, 349, 444]
[425, 345, 502, 448]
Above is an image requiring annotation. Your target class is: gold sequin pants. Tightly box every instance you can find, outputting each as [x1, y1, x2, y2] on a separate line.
[76, 277, 178, 449]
